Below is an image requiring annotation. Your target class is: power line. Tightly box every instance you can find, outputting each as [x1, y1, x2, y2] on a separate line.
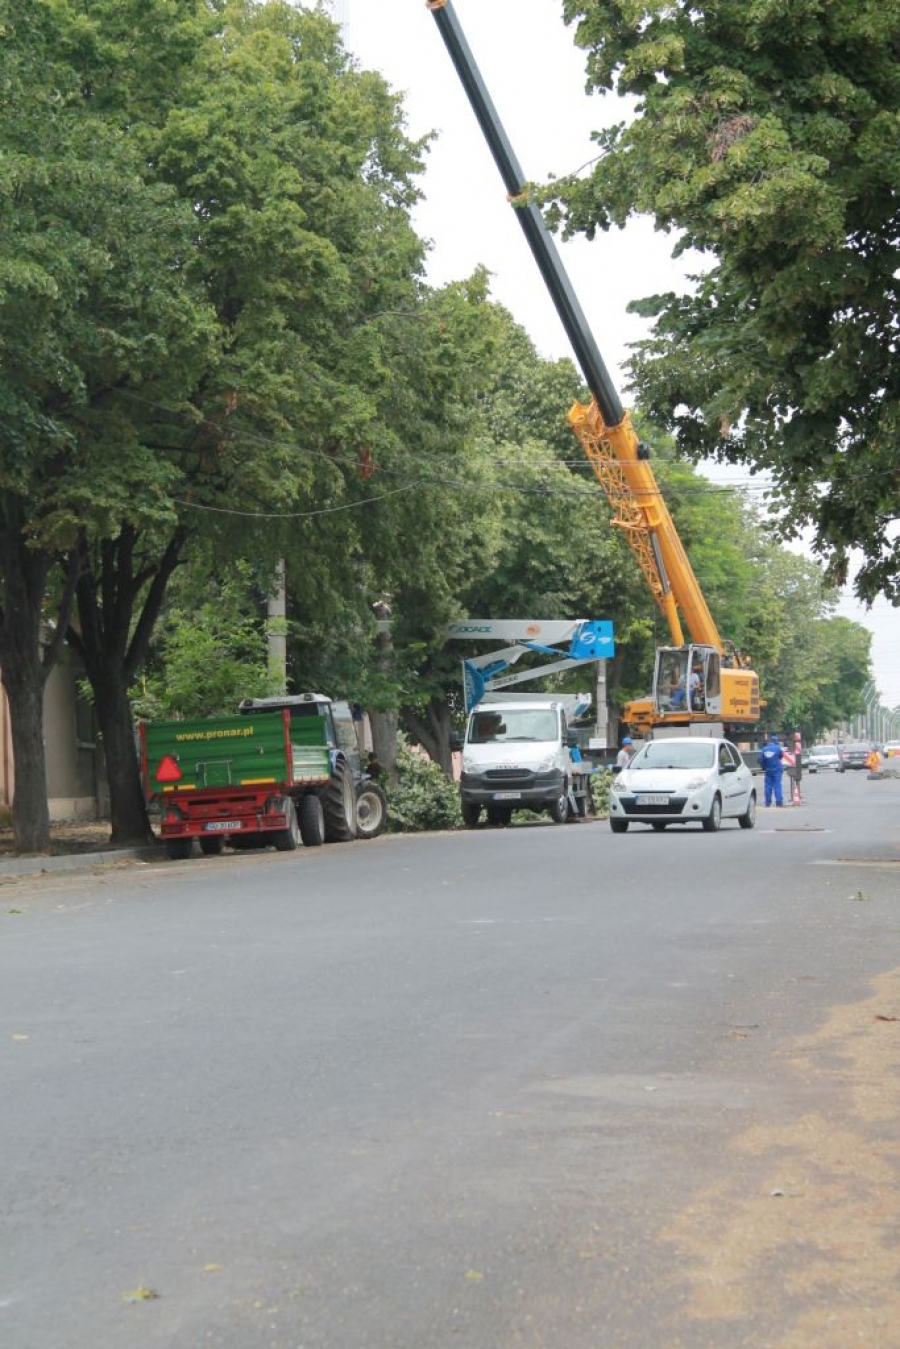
[107, 386, 898, 517]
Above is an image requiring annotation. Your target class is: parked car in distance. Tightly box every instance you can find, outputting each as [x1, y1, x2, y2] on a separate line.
[608, 736, 756, 833]
[808, 744, 841, 773]
[882, 740, 900, 760]
[839, 742, 874, 771]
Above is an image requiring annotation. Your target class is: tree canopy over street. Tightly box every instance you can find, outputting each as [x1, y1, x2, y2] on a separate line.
[549, 0, 900, 603]
[0, 0, 878, 849]
[1, 0, 432, 845]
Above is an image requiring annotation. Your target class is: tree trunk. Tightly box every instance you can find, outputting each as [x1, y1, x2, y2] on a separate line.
[67, 526, 185, 846]
[92, 675, 153, 845]
[400, 696, 454, 776]
[0, 502, 71, 853]
[1, 663, 50, 852]
[370, 708, 399, 781]
[369, 601, 398, 780]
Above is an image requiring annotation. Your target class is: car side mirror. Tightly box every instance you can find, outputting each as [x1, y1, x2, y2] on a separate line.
[611, 764, 622, 776]
[449, 732, 462, 753]
[720, 763, 736, 774]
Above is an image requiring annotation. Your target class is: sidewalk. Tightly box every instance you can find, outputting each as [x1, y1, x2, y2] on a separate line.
[0, 822, 162, 878]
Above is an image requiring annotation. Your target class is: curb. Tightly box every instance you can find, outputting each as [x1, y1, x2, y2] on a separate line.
[0, 846, 163, 879]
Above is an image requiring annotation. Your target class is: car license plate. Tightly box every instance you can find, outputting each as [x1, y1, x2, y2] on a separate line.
[636, 794, 668, 806]
[492, 791, 522, 801]
[204, 820, 241, 831]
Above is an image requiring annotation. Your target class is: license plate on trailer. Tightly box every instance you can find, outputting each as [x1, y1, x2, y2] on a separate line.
[636, 795, 668, 806]
[492, 791, 522, 801]
[204, 820, 242, 831]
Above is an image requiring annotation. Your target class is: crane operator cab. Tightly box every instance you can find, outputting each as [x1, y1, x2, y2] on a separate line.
[654, 645, 722, 718]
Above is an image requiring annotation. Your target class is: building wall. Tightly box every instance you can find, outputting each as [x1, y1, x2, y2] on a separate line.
[0, 651, 105, 821]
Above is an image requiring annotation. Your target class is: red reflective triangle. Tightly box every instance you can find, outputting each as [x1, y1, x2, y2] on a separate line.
[155, 755, 183, 784]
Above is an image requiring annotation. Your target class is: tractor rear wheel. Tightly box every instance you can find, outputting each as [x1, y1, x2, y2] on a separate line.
[322, 762, 357, 842]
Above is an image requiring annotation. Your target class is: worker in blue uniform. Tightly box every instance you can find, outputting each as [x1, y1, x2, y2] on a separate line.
[758, 733, 784, 806]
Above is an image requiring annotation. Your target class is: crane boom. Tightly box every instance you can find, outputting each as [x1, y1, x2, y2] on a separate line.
[425, 0, 622, 427]
[426, 0, 760, 733]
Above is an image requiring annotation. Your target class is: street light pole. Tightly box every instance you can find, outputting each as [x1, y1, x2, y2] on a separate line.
[864, 686, 880, 741]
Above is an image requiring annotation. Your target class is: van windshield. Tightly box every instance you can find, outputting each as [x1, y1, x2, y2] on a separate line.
[468, 709, 558, 744]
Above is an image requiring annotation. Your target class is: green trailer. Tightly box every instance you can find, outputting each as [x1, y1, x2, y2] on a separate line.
[140, 694, 359, 860]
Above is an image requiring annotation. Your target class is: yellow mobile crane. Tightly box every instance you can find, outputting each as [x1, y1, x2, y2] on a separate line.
[426, 0, 760, 737]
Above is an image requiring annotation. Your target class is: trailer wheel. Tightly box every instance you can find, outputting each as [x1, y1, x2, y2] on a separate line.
[273, 798, 301, 852]
[355, 780, 387, 840]
[322, 762, 357, 842]
[165, 838, 193, 860]
[199, 836, 225, 856]
[299, 794, 326, 847]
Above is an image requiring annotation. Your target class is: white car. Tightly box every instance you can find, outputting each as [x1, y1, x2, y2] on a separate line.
[807, 744, 842, 773]
[608, 737, 756, 833]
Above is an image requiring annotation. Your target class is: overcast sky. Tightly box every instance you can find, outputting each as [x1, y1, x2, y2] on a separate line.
[338, 0, 900, 717]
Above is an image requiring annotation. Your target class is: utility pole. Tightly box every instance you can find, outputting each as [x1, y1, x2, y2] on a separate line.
[267, 560, 287, 695]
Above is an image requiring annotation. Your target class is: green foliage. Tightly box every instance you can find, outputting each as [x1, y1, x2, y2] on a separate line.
[1, 0, 440, 837]
[588, 767, 613, 816]
[385, 735, 463, 833]
[550, 0, 900, 601]
[132, 567, 277, 720]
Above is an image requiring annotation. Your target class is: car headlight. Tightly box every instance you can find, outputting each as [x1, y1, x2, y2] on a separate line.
[534, 756, 556, 773]
[684, 776, 709, 792]
[462, 755, 482, 775]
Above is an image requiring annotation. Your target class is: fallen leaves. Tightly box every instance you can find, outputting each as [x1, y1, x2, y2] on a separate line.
[122, 1286, 159, 1303]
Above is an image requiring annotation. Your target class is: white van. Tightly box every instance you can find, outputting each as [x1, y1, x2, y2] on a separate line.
[459, 694, 582, 827]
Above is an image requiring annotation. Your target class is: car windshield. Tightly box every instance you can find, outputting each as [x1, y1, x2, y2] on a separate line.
[811, 745, 838, 756]
[468, 709, 558, 744]
[630, 741, 716, 770]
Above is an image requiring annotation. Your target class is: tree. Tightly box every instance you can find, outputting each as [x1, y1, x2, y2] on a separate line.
[1, 0, 430, 844]
[549, 0, 900, 602]
[0, 0, 216, 849]
[363, 299, 656, 766]
[284, 272, 511, 774]
[131, 562, 275, 721]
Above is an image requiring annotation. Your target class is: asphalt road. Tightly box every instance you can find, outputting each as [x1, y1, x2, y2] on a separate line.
[2, 771, 899, 1349]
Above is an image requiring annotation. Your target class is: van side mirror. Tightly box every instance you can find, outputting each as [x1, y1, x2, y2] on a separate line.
[449, 731, 462, 753]
[566, 730, 578, 749]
